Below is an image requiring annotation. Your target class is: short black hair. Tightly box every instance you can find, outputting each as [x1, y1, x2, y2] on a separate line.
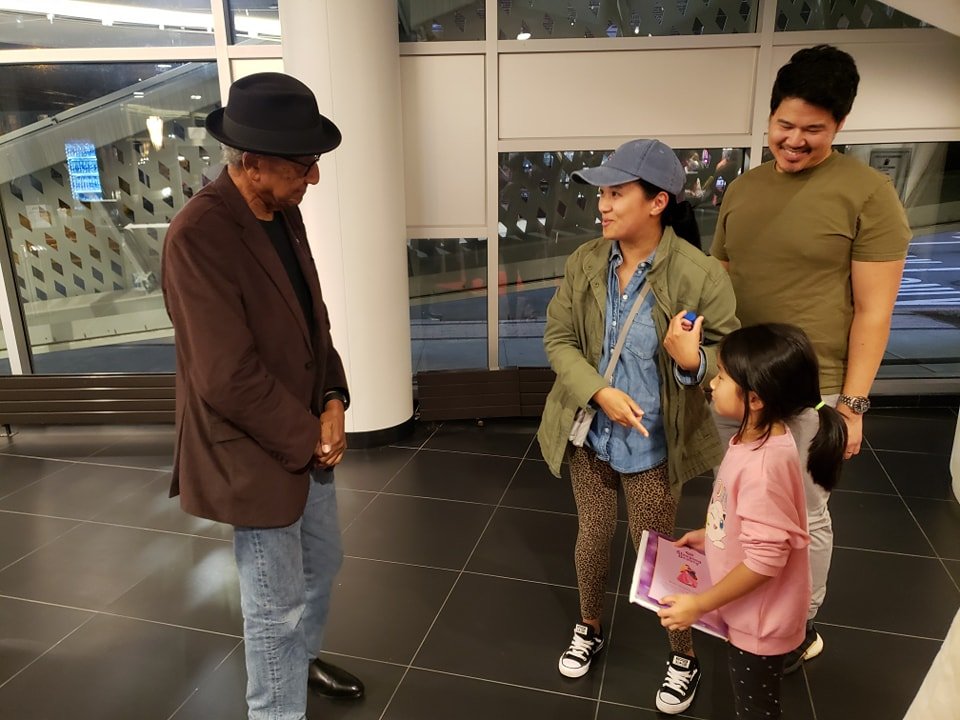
[770, 44, 860, 123]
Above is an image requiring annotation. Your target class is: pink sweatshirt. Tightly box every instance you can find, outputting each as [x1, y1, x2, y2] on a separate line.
[704, 429, 811, 656]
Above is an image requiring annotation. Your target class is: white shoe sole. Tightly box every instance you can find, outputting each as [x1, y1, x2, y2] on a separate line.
[656, 691, 697, 715]
[803, 633, 824, 661]
[558, 658, 590, 678]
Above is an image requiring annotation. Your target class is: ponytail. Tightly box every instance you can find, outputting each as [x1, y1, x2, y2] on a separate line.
[807, 403, 847, 491]
[636, 178, 702, 250]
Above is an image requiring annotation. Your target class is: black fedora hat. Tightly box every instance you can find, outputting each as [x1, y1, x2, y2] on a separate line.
[205, 72, 342, 156]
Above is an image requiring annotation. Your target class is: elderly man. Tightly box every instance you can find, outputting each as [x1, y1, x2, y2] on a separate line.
[162, 72, 363, 720]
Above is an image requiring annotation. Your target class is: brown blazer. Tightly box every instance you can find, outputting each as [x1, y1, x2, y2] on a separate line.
[161, 169, 347, 528]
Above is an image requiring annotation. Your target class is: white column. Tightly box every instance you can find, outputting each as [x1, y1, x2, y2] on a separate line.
[279, 0, 413, 440]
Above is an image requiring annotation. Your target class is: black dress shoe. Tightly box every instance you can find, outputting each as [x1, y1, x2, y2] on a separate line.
[308, 658, 364, 699]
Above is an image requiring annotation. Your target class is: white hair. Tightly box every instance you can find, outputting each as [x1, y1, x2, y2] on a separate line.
[220, 144, 245, 167]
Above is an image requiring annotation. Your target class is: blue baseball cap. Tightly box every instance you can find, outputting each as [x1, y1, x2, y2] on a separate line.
[572, 139, 685, 195]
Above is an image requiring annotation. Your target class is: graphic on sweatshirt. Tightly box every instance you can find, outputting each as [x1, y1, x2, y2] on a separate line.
[706, 480, 727, 549]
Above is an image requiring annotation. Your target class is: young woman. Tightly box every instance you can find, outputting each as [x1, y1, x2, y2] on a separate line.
[659, 323, 847, 720]
[537, 139, 739, 715]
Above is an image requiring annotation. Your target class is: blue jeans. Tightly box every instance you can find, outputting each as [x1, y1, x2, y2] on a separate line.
[234, 470, 343, 720]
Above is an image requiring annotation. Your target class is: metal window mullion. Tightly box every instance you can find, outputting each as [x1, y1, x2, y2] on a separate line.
[749, 0, 780, 167]
[0, 201, 33, 374]
[485, 0, 499, 370]
[210, 0, 234, 106]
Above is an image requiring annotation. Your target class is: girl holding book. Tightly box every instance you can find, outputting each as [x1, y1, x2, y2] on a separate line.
[658, 323, 847, 720]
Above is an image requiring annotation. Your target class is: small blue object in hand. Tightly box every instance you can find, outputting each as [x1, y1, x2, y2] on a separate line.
[683, 311, 698, 324]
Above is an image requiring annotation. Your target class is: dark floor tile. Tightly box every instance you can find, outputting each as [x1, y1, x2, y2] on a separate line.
[869, 407, 957, 421]
[422, 418, 536, 458]
[944, 560, 960, 589]
[89, 473, 232, 541]
[0, 523, 189, 610]
[322, 557, 456, 664]
[384, 450, 520, 504]
[501, 459, 576, 515]
[595, 703, 662, 719]
[389, 421, 441, 449]
[904, 496, 960, 560]
[817, 548, 960, 639]
[864, 414, 954, 454]
[600, 595, 814, 720]
[0, 463, 164, 520]
[338, 488, 376, 530]
[383, 669, 597, 720]
[172, 644, 404, 720]
[805, 624, 942, 720]
[86, 435, 175, 470]
[676, 474, 713, 531]
[467, 506, 627, 592]
[335, 446, 417, 491]
[838, 450, 896, 494]
[877, 450, 954, 500]
[830, 491, 933, 555]
[0, 613, 237, 720]
[0, 597, 93, 684]
[0, 426, 120, 460]
[414, 573, 610, 699]
[105, 535, 241, 635]
[0, 511, 79, 569]
[0, 454, 74, 500]
[342, 493, 493, 569]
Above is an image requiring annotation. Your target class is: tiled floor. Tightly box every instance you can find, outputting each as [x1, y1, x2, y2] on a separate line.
[0, 408, 958, 720]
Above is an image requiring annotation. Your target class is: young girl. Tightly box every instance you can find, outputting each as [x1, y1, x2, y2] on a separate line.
[657, 324, 847, 720]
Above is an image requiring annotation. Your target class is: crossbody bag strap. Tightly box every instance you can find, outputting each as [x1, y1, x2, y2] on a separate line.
[602, 280, 653, 383]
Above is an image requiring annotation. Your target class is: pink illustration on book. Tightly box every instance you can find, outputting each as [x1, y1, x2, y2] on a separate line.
[677, 563, 698, 589]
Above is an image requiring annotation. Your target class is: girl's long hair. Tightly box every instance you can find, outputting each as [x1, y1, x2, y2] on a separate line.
[719, 324, 847, 491]
[637, 178, 701, 250]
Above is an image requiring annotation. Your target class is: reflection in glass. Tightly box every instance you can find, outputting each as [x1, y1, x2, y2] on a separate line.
[497, 147, 747, 367]
[498, 0, 757, 40]
[0, 2, 218, 48]
[399, 0, 485, 42]
[228, 0, 281, 44]
[0, 309, 8, 374]
[774, 0, 926, 31]
[408, 237, 488, 372]
[0, 62, 221, 373]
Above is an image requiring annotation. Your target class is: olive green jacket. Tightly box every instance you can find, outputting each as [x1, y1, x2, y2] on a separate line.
[537, 228, 740, 497]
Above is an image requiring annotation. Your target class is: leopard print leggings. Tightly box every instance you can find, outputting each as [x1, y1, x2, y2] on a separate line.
[569, 446, 694, 656]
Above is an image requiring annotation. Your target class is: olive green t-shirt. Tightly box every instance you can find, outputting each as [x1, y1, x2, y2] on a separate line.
[712, 152, 911, 393]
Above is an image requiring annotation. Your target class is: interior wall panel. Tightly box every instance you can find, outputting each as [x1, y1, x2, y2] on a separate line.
[400, 54, 486, 228]
[498, 48, 758, 140]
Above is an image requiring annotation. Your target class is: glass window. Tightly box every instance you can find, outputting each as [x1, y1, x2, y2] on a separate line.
[0, 2, 219, 48]
[409, 237, 488, 372]
[399, 0, 485, 42]
[775, 0, 926, 31]
[499, 0, 758, 40]
[0, 311, 8, 374]
[497, 147, 746, 367]
[0, 62, 221, 373]
[228, 0, 281, 44]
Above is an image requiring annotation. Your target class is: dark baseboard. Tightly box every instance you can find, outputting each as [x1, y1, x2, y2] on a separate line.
[346, 414, 416, 448]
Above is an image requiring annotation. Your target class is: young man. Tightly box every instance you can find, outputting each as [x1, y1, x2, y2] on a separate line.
[162, 73, 363, 719]
[711, 45, 911, 673]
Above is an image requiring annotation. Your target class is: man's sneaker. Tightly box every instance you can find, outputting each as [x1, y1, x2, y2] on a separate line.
[557, 623, 604, 678]
[784, 621, 824, 674]
[656, 652, 701, 714]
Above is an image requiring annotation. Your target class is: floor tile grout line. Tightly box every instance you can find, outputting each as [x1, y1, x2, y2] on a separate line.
[387, 444, 530, 462]
[0, 593, 245, 639]
[0, 509, 233, 545]
[0, 449, 171, 473]
[0, 612, 98, 692]
[0, 521, 86, 574]
[867, 443, 960, 585]
[376, 434, 529, 720]
[166, 640, 245, 720]
[593, 521, 634, 720]
[812, 619, 949, 643]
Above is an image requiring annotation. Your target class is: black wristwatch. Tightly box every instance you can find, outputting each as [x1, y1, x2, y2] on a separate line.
[837, 394, 870, 414]
[323, 389, 349, 411]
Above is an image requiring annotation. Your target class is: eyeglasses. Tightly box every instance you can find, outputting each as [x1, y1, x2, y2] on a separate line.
[283, 154, 322, 177]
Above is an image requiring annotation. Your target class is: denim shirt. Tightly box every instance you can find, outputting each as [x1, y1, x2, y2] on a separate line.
[586, 242, 667, 473]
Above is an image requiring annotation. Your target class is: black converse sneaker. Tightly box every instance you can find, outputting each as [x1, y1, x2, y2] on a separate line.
[656, 652, 701, 714]
[557, 623, 604, 678]
[783, 621, 824, 674]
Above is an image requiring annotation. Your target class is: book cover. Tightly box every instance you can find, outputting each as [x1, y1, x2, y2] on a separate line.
[629, 529, 729, 640]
